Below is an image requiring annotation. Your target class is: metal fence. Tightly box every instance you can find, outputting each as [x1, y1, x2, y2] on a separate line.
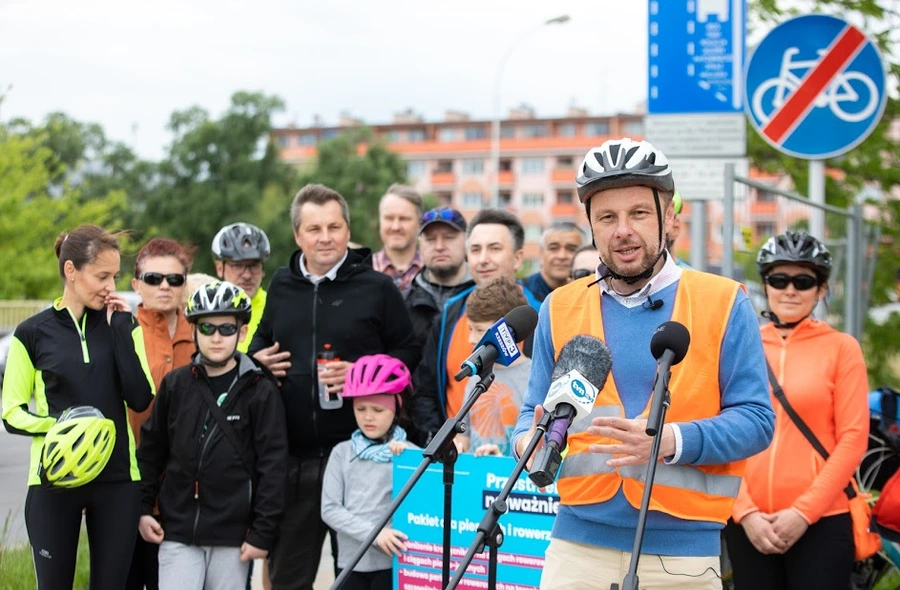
[0, 301, 47, 335]
[716, 163, 877, 340]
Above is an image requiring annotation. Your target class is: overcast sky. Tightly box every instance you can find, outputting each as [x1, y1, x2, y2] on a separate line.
[0, 0, 651, 159]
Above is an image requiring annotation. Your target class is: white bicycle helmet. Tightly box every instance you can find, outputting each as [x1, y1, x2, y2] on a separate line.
[576, 138, 676, 285]
[576, 138, 674, 203]
[185, 280, 252, 368]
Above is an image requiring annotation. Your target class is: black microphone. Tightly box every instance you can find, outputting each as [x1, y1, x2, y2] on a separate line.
[642, 294, 664, 311]
[529, 335, 612, 487]
[645, 321, 691, 436]
[454, 305, 538, 381]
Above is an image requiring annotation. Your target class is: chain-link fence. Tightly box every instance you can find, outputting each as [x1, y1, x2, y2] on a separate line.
[712, 164, 880, 340]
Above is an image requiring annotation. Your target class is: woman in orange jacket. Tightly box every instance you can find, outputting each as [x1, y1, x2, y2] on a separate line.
[126, 237, 196, 590]
[724, 231, 869, 590]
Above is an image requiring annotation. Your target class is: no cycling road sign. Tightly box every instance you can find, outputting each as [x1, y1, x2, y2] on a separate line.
[744, 14, 887, 159]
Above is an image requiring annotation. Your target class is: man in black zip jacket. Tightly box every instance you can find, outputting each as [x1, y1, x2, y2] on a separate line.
[250, 183, 420, 590]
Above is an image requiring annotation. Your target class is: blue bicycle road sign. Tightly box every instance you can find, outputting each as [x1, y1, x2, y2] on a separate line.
[744, 14, 887, 159]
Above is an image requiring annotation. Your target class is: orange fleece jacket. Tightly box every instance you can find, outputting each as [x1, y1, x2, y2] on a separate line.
[128, 305, 194, 444]
[732, 318, 869, 525]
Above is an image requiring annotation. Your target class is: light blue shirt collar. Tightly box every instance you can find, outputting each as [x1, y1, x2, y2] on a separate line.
[595, 251, 682, 308]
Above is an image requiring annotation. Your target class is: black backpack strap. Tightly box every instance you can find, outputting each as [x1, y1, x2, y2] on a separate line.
[766, 360, 855, 499]
[198, 384, 255, 478]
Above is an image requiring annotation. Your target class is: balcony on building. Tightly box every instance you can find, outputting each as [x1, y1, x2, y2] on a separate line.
[431, 160, 455, 186]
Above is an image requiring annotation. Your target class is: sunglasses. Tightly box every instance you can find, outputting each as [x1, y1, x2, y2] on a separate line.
[139, 272, 186, 287]
[421, 208, 463, 225]
[764, 273, 819, 291]
[197, 322, 239, 337]
[571, 269, 593, 280]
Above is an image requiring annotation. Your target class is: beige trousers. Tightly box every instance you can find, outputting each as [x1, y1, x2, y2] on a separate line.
[541, 538, 722, 590]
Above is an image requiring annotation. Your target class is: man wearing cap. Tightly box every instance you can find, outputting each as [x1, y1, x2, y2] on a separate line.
[513, 138, 773, 589]
[404, 207, 475, 349]
[373, 184, 424, 293]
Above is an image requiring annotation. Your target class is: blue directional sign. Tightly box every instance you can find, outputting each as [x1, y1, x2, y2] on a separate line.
[648, 0, 747, 114]
[744, 14, 887, 159]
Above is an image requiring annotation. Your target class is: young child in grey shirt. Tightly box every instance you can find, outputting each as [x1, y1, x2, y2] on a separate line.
[321, 354, 417, 590]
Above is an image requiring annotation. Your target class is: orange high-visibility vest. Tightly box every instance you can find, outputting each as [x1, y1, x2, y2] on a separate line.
[550, 270, 746, 524]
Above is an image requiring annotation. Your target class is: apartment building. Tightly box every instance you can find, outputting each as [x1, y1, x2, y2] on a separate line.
[272, 108, 849, 268]
[274, 107, 644, 264]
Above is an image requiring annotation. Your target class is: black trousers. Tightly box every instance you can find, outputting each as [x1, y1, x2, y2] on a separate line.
[124, 532, 159, 590]
[25, 480, 141, 590]
[336, 568, 391, 590]
[268, 453, 337, 590]
[723, 513, 854, 590]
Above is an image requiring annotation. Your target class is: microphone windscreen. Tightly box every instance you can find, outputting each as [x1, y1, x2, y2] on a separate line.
[650, 321, 691, 364]
[503, 305, 539, 342]
[550, 334, 612, 391]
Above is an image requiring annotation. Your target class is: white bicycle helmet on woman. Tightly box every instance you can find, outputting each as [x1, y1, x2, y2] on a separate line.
[576, 138, 675, 285]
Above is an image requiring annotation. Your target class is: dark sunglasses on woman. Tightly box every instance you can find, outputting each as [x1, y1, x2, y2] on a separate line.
[764, 273, 819, 291]
[138, 272, 186, 287]
[196, 322, 239, 337]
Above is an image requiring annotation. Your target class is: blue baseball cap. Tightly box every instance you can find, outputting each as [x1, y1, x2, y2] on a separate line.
[419, 207, 467, 235]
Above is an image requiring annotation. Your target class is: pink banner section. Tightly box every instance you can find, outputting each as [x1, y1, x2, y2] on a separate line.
[398, 569, 540, 590]
[403, 540, 545, 570]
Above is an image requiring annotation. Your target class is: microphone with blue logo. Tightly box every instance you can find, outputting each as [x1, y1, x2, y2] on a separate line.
[529, 335, 612, 488]
[454, 306, 538, 381]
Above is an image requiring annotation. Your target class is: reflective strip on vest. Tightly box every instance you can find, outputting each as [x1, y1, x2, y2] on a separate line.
[620, 464, 741, 498]
[560, 453, 741, 499]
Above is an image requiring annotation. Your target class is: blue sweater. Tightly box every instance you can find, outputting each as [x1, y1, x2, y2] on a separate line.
[513, 280, 774, 556]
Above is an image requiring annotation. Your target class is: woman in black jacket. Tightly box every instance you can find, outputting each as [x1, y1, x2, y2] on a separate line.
[1, 224, 155, 590]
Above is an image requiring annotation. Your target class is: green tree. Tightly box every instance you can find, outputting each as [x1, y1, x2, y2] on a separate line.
[0, 129, 128, 299]
[7, 112, 152, 206]
[750, 0, 900, 385]
[134, 91, 296, 274]
[257, 127, 408, 265]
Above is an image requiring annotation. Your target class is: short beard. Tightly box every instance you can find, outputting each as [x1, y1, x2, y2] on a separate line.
[603, 244, 658, 280]
[428, 263, 463, 282]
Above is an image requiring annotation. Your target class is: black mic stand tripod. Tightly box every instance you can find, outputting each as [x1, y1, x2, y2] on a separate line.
[610, 357, 672, 590]
[445, 411, 553, 590]
[330, 365, 497, 590]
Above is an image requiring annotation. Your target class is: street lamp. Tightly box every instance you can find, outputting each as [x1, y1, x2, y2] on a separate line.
[490, 14, 571, 209]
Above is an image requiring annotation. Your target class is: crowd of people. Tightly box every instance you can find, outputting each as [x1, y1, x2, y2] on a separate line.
[0, 137, 875, 590]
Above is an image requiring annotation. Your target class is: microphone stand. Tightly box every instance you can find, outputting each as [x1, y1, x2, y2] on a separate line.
[446, 411, 553, 590]
[330, 367, 497, 590]
[611, 357, 672, 590]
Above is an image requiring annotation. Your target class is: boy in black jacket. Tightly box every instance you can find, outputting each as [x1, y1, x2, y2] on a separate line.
[137, 281, 288, 590]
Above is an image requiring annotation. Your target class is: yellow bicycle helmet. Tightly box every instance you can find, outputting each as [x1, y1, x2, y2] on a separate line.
[42, 406, 116, 488]
[673, 190, 683, 215]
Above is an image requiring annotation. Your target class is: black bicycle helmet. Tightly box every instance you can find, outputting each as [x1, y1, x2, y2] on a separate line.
[757, 230, 833, 282]
[211, 223, 271, 261]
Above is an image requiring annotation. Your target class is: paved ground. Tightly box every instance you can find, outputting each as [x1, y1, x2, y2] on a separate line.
[1, 425, 335, 587]
[0, 426, 31, 544]
[250, 542, 335, 589]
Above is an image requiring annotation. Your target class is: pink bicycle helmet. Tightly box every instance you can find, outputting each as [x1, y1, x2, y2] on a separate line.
[343, 355, 411, 401]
